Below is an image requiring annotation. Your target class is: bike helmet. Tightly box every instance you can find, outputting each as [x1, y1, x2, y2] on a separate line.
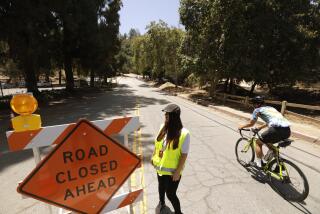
[250, 96, 265, 104]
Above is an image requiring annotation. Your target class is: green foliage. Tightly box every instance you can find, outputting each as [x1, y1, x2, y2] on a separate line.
[120, 21, 186, 83]
[185, 73, 200, 87]
[132, 35, 150, 76]
[0, 0, 57, 93]
[165, 28, 185, 84]
[128, 28, 141, 39]
[115, 35, 133, 73]
[0, 0, 122, 92]
[180, 0, 320, 94]
[145, 21, 169, 80]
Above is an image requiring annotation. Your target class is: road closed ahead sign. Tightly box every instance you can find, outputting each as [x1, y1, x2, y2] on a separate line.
[18, 119, 141, 214]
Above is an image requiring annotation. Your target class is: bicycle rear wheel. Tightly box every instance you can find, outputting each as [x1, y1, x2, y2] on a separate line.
[235, 137, 255, 167]
[268, 158, 309, 202]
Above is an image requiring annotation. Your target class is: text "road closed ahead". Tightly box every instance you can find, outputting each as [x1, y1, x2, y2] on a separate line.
[55, 145, 118, 200]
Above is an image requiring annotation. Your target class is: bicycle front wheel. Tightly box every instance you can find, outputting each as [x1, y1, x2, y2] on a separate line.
[235, 137, 255, 167]
[268, 158, 309, 202]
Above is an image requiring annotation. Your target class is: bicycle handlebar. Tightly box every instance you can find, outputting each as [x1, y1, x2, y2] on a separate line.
[239, 128, 260, 138]
[239, 128, 248, 138]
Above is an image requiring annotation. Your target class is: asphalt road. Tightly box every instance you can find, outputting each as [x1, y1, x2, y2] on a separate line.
[1, 75, 320, 214]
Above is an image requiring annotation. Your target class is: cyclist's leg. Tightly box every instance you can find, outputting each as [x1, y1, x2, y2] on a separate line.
[253, 139, 266, 167]
[261, 126, 291, 144]
[260, 127, 290, 162]
[255, 139, 264, 159]
[277, 126, 291, 140]
[257, 127, 278, 164]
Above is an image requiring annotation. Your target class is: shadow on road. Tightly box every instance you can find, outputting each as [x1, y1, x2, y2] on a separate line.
[155, 203, 173, 214]
[127, 124, 156, 171]
[245, 166, 269, 184]
[286, 201, 313, 214]
[244, 165, 312, 214]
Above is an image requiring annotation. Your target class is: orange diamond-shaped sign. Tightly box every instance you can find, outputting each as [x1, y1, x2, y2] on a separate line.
[18, 119, 140, 214]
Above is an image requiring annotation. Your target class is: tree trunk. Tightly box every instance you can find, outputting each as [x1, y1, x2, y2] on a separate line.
[90, 70, 95, 87]
[24, 56, 39, 95]
[0, 82, 3, 97]
[199, 76, 206, 89]
[25, 70, 39, 94]
[62, 18, 74, 92]
[22, 29, 39, 95]
[209, 76, 218, 97]
[59, 69, 62, 85]
[224, 78, 229, 92]
[64, 54, 74, 91]
[45, 71, 50, 82]
[267, 81, 276, 94]
[228, 78, 234, 93]
[249, 81, 257, 96]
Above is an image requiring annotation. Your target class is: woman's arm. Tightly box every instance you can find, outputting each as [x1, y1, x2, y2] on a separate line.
[172, 154, 187, 181]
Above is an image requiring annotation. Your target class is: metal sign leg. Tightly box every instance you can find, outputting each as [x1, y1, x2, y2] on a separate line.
[32, 147, 53, 214]
[124, 134, 133, 214]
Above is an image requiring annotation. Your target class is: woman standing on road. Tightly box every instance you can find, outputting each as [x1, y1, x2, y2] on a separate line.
[151, 104, 190, 214]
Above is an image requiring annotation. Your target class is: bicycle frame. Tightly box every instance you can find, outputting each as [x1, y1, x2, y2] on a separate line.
[242, 138, 255, 153]
[264, 144, 289, 181]
[237, 128, 309, 201]
[240, 128, 289, 181]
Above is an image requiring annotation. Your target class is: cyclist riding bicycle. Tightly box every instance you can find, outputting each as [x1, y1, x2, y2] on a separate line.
[238, 96, 291, 168]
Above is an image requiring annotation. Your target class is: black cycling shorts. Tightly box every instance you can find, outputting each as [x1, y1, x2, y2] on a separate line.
[260, 126, 291, 144]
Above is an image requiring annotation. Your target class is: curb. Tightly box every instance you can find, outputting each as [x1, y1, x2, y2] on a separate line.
[177, 94, 320, 145]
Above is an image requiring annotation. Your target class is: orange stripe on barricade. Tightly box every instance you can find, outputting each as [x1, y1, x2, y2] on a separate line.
[100, 189, 143, 212]
[6, 117, 138, 152]
[118, 189, 143, 208]
[104, 117, 131, 135]
[8, 129, 43, 151]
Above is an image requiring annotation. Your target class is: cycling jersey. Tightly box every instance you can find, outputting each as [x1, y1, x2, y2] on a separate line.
[252, 106, 290, 127]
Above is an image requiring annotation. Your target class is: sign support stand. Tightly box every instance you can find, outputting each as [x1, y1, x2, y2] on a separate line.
[32, 147, 41, 164]
[31, 147, 54, 214]
[8, 117, 141, 214]
[124, 134, 134, 214]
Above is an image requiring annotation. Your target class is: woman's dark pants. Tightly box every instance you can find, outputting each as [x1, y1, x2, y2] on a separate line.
[157, 174, 182, 214]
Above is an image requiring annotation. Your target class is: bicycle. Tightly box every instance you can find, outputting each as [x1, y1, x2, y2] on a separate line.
[235, 128, 309, 202]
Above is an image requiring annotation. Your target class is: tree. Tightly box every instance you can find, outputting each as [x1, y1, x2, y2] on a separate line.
[180, 0, 320, 95]
[0, 0, 57, 94]
[99, 0, 122, 81]
[242, 0, 320, 91]
[115, 35, 133, 74]
[124, 21, 186, 83]
[145, 21, 169, 81]
[128, 28, 141, 39]
[131, 35, 149, 76]
[180, 0, 221, 95]
[51, 0, 89, 91]
[164, 28, 185, 85]
[0, 0, 122, 92]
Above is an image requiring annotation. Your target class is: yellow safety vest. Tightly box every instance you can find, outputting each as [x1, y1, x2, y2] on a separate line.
[152, 126, 189, 175]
